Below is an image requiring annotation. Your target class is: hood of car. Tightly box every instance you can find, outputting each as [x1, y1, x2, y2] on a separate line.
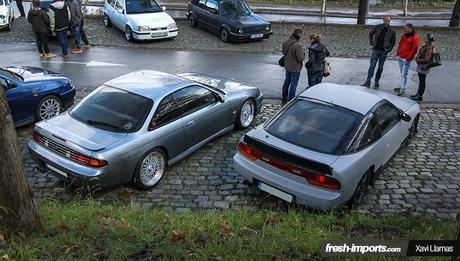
[36, 113, 128, 151]
[0, 6, 9, 14]
[178, 73, 257, 95]
[5, 66, 67, 82]
[128, 12, 174, 28]
[231, 14, 268, 26]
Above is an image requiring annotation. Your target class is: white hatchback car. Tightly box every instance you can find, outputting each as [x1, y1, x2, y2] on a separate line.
[0, 0, 14, 31]
[103, 0, 177, 41]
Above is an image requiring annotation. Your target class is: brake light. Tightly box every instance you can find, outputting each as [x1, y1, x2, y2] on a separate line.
[32, 131, 107, 168]
[238, 142, 340, 190]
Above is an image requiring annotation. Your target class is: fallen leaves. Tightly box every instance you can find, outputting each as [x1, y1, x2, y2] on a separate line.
[0, 255, 10, 260]
[0, 233, 5, 245]
[219, 223, 235, 237]
[264, 217, 279, 226]
[63, 244, 79, 255]
[171, 230, 185, 242]
[93, 251, 106, 258]
[115, 219, 131, 230]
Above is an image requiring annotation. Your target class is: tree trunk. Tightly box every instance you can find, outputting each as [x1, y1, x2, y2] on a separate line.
[403, 0, 408, 16]
[451, 212, 460, 261]
[0, 87, 41, 235]
[449, 0, 460, 27]
[357, 0, 369, 25]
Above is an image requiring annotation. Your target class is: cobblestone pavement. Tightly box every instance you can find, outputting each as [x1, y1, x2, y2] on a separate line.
[16, 93, 460, 218]
[2, 18, 460, 59]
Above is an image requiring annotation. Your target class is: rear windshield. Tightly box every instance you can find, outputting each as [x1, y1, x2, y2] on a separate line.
[126, 0, 162, 14]
[265, 98, 362, 154]
[70, 86, 153, 133]
[220, 0, 252, 16]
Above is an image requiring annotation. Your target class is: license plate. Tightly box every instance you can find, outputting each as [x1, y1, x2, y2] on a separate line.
[251, 34, 263, 39]
[46, 164, 68, 178]
[151, 32, 168, 38]
[258, 182, 293, 203]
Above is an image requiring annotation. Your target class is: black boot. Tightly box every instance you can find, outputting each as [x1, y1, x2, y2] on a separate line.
[410, 95, 423, 101]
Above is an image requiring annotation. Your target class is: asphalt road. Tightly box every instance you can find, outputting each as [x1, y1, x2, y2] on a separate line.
[1, 43, 459, 103]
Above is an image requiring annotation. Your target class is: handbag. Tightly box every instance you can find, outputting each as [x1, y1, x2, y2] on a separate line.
[421, 50, 441, 70]
[323, 61, 331, 77]
[278, 41, 297, 67]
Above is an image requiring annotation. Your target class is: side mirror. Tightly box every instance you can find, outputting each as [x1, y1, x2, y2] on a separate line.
[116, 7, 124, 13]
[214, 93, 224, 103]
[162, 6, 166, 11]
[400, 112, 411, 122]
[212, 9, 218, 14]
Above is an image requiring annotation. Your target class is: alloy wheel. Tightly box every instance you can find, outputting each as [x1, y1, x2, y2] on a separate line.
[39, 97, 61, 120]
[139, 151, 165, 187]
[240, 100, 255, 128]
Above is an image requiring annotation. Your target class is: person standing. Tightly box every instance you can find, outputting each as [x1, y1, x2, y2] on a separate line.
[28, 0, 56, 59]
[68, 0, 84, 54]
[394, 23, 420, 97]
[79, 0, 90, 48]
[15, 0, 26, 18]
[48, 0, 71, 57]
[281, 29, 305, 103]
[362, 16, 396, 88]
[305, 33, 330, 87]
[411, 33, 435, 101]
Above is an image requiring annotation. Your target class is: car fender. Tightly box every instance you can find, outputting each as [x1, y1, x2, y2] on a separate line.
[220, 23, 232, 33]
[126, 18, 137, 31]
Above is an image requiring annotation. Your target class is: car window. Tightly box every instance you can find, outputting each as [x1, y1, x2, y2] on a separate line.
[115, 0, 123, 10]
[374, 102, 400, 134]
[0, 77, 8, 90]
[265, 98, 362, 154]
[126, 0, 162, 14]
[196, 0, 205, 8]
[107, 0, 116, 7]
[70, 86, 153, 133]
[149, 94, 181, 130]
[173, 86, 216, 116]
[355, 114, 382, 150]
[205, 0, 217, 12]
[220, 0, 252, 16]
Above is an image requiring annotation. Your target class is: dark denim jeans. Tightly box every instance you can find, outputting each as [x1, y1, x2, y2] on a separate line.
[307, 70, 323, 87]
[282, 71, 300, 102]
[55, 29, 69, 55]
[71, 25, 83, 48]
[367, 49, 388, 82]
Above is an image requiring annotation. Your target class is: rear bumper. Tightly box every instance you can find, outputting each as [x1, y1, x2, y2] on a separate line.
[27, 139, 114, 189]
[132, 30, 178, 40]
[233, 152, 344, 210]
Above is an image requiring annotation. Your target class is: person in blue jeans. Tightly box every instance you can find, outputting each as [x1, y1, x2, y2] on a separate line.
[68, 0, 84, 54]
[48, 0, 71, 56]
[394, 23, 420, 96]
[362, 16, 396, 88]
[281, 29, 305, 103]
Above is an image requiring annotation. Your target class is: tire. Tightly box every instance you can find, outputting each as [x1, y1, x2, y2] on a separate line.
[35, 95, 62, 121]
[188, 14, 197, 27]
[347, 170, 371, 209]
[134, 149, 166, 190]
[235, 99, 256, 129]
[220, 27, 230, 42]
[125, 26, 133, 42]
[103, 14, 112, 27]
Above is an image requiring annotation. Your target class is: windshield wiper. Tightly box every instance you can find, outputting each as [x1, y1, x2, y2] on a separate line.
[86, 120, 123, 131]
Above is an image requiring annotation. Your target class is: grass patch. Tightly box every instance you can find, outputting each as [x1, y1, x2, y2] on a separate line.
[0, 201, 456, 260]
[247, 0, 456, 8]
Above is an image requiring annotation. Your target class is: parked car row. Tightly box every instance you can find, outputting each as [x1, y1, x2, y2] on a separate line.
[0, 0, 14, 31]
[102, 0, 272, 42]
[1, 65, 420, 210]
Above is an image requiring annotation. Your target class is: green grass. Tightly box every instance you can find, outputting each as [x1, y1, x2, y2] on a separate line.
[0, 201, 456, 260]
[247, 0, 456, 8]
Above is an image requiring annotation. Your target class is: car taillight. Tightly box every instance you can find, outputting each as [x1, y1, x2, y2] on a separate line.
[238, 142, 340, 190]
[32, 131, 107, 168]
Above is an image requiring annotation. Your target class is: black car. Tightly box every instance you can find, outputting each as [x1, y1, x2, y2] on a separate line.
[187, 0, 272, 42]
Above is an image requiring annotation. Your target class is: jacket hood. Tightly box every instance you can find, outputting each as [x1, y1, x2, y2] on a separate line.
[309, 42, 326, 52]
[29, 9, 42, 16]
[50, 1, 66, 9]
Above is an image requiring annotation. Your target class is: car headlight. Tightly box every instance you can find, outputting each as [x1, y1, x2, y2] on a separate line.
[0, 15, 6, 19]
[265, 25, 270, 31]
[138, 25, 150, 31]
[238, 28, 243, 34]
[168, 23, 177, 30]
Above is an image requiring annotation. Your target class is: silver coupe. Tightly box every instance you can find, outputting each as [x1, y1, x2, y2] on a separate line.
[234, 83, 420, 210]
[28, 70, 263, 190]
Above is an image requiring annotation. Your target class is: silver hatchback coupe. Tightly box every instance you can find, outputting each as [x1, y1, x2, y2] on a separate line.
[28, 70, 263, 190]
[234, 83, 420, 210]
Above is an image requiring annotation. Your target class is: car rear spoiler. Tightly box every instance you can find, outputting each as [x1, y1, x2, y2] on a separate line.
[243, 135, 333, 175]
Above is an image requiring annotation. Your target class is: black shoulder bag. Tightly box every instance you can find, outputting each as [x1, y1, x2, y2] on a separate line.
[278, 41, 296, 67]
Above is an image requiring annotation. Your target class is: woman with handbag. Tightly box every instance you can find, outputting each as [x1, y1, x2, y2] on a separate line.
[305, 33, 330, 88]
[411, 33, 435, 101]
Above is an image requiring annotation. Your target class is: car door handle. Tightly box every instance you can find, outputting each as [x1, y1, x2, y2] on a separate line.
[186, 120, 195, 126]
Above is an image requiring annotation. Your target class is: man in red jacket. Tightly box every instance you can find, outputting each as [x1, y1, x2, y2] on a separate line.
[394, 23, 420, 96]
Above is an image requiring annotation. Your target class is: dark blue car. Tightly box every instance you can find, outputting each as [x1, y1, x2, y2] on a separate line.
[0, 66, 76, 127]
[187, 0, 272, 42]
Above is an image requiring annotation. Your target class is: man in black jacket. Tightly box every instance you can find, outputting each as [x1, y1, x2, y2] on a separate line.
[362, 16, 396, 88]
[28, 0, 56, 58]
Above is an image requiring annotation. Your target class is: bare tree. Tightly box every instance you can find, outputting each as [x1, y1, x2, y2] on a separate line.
[0, 86, 41, 235]
[450, 0, 460, 27]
